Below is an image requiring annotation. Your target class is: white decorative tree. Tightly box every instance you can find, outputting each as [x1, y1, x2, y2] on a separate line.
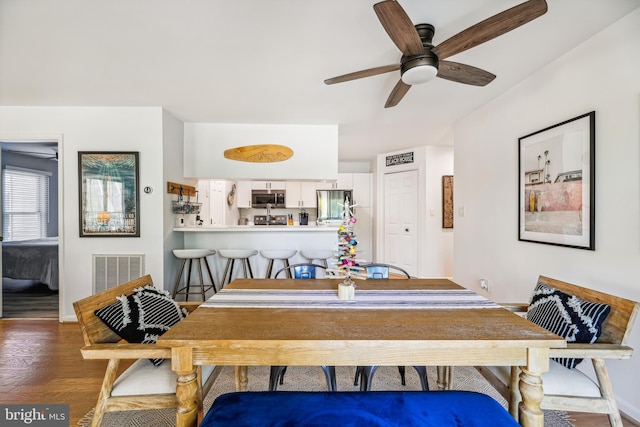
[327, 197, 367, 284]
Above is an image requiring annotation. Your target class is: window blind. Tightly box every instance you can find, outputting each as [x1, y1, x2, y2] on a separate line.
[2, 166, 50, 242]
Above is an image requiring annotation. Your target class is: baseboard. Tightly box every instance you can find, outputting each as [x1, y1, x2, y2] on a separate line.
[618, 396, 640, 426]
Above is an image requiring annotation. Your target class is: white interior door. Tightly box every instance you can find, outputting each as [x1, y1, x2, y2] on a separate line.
[383, 170, 418, 276]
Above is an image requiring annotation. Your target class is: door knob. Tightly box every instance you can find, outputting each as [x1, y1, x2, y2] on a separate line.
[405, 228, 409, 232]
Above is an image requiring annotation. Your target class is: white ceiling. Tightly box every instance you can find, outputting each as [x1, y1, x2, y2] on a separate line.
[1, 1, 638, 162]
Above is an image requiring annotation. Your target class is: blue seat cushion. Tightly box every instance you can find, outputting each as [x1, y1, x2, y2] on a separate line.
[201, 391, 519, 427]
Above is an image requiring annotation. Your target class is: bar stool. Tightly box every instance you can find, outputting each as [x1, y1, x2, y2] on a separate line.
[171, 249, 217, 301]
[300, 249, 335, 268]
[218, 249, 258, 286]
[261, 250, 297, 278]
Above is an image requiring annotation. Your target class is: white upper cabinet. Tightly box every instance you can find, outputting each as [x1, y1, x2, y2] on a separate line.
[336, 174, 352, 190]
[208, 180, 226, 226]
[337, 173, 371, 207]
[252, 181, 286, 191]
[316, 181, 335, 190]
[285, 181, 318, 208]
[285, 181, 301, 208]
[236, 180, 252, 208]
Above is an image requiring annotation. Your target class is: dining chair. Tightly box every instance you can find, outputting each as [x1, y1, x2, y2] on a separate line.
[476, 275, 639, 427]
[274, 263, 330, 279]
[73, 274, 221, 426]
[353, 263, 428, 391]
[363, 263, 411, 279]
[270, 263, 337, 391]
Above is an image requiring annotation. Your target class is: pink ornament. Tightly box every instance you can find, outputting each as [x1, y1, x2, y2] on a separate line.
[350, 217, 357, 223]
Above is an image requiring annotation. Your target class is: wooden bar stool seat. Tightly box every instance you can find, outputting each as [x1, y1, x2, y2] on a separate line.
[218, 249, 258, 286]
[171, 249, 217, 301]
[261, 250, 297, 278]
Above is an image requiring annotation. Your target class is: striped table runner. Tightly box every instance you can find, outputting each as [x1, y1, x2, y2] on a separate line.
[201, 288, 500, 310]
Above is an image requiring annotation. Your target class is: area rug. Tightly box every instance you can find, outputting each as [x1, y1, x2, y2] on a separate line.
[78, 365, 576, 426]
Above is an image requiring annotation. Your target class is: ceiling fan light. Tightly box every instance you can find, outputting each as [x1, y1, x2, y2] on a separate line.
[401, 64, 438, 85]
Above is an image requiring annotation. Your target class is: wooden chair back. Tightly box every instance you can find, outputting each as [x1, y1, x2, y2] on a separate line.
[73, 275, 154, 346]
[537, 275, 639, 345]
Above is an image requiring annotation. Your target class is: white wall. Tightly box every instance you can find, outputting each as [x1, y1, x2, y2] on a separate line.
[162, 110, 189, 292]
[423, 146, 454, 277]
[0, 107, 168, 321]
[184, 123, 338, 180]
[453, 9, 640, 420]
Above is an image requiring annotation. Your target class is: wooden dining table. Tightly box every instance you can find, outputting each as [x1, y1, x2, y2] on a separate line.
[157, 278, 565, 427]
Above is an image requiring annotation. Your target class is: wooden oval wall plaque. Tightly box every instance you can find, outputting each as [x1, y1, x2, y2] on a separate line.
[223, 144, 294, 163]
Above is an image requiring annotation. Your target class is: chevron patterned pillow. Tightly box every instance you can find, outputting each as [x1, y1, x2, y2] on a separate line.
[95, 285, 188, 366]
[526, 281, 611, 368]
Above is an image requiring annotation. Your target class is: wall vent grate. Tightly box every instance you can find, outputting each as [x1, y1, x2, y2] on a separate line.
[93, 254, 145, 293]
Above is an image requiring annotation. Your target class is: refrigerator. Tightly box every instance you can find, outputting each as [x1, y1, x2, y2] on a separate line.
[316, 189, 353, 225]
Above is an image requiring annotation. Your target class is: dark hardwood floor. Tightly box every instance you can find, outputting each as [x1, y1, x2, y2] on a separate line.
[0, 319, 637, 426]
[2, 278, 58, 318]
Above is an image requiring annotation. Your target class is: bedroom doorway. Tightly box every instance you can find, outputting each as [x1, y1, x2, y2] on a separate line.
[0, 139, 61, 319]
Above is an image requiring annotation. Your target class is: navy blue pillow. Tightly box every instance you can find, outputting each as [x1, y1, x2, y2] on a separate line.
[95, 285, 188, 366]
[526, 281, 611, 368]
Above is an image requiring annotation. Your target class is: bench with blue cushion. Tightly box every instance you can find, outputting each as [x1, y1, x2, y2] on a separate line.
[201, 390, 519, 427]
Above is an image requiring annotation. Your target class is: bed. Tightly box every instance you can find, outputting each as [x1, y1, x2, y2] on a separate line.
[2, 237, 59, 291]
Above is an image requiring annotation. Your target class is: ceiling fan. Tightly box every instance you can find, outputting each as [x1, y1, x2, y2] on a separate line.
[5, 148, 58, 161]
[324, 0, 548, 108]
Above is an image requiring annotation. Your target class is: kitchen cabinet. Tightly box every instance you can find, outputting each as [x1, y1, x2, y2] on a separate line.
[251, 181, 286, 191]
[195, 180, 228, 225]
[353, 206, 373, 264]
[337, 173, 371, 207]
[336, 174, 352, 190]
[285, 181, 318, 208]
[316, 181, 335, 190]
[208, 180, 226, 226]
[236, 180, 252, 208]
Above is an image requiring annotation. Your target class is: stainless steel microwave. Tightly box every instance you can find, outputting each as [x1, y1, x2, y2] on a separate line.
[251, 190, 286, 208]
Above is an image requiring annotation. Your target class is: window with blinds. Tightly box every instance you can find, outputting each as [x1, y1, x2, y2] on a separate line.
[2, 166, 51, 242]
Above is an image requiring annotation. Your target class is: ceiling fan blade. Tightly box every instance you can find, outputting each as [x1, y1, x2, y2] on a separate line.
[373, 0, 424, 56]
[324, 64, 400, 85]
[437, 61, 496, 86]
[385, 80, 412, 108]
[432, 0, 547, 60]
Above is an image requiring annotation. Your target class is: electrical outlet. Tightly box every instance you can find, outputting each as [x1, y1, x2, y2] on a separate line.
[479, 279, 489, 291]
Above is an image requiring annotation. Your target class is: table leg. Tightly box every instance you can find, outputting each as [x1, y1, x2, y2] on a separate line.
[436, 366, 452, 390]
[518, 348, 549, 427]
[234, 365, 248, 391]
[173, 348, 198, 427]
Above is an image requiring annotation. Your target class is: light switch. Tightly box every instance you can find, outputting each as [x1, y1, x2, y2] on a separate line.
[429, 208, 435, 217]
[458, 206, 465, 217]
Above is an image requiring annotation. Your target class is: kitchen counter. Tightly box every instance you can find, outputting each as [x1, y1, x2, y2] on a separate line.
[174, 224, 344, 280]
[174, 225, 338, 232]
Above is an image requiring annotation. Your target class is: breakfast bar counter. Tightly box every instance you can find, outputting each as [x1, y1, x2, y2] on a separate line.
[174, 225, 342, 279]
[173, 225, 338, 233]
